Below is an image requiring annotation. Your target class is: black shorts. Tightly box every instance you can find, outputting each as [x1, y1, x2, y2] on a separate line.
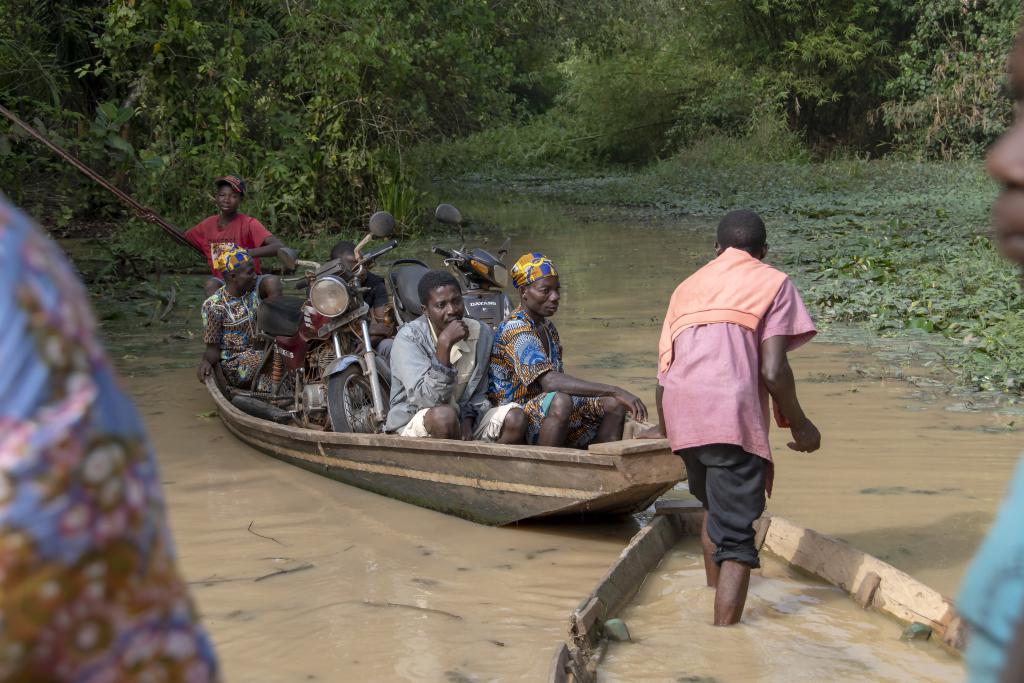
[679, 443, 766, 568]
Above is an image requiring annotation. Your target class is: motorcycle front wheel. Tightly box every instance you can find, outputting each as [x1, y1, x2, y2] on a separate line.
[326, 364, 384, 433]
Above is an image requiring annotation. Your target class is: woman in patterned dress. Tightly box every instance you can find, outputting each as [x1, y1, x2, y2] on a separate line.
[197, 246, 263, 387]
[0, 196, 219, 681]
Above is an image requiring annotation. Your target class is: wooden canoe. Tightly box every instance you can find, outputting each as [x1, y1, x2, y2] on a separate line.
[549, 500, 965, 683]
[204, 378, 686, 526]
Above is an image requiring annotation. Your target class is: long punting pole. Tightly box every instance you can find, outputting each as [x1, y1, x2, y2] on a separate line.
[0, 102, 201, 254]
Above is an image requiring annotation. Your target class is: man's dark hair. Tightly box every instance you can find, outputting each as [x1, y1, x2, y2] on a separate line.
[716, 210, 767, 254]
[330, 240, 356, 261]
[418, 270, 461, 305]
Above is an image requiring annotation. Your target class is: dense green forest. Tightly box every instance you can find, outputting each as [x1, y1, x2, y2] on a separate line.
[2, 0, 1020, 233]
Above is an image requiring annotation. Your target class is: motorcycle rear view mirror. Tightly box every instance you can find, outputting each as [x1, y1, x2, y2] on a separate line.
[434, 203, 462, 226]
[368, 211, 396, 237]
[435, 203, 466, 247]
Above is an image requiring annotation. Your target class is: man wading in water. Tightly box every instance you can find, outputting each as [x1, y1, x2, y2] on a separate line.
[183, 175, 286, 298]
[641, 210, 820, 625]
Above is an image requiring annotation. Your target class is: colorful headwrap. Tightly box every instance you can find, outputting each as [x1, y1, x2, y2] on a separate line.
[510, 252, 558, 289]
[213, 244, 252, 274]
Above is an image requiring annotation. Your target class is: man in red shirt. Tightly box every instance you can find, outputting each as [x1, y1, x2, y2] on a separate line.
[184, 175, 287, 297]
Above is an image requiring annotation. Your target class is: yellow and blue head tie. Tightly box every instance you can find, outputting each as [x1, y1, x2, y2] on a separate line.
[213, 245, 253, 274]
[511, 252, 558, 289]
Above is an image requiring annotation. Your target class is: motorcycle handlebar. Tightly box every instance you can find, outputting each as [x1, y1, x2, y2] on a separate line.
[432, 246, 457, 259]
[358, 239, 398, 265]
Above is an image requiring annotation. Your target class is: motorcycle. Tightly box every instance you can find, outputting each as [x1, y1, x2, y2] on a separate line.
[239, 212, 397, 433]
[387, 203, 513, 329]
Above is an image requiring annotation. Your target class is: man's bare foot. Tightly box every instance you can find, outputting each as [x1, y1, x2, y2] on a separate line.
[635, 424, 666, 439]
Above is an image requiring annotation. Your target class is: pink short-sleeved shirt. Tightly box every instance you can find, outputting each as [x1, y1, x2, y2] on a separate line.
[657, 278, 816, 462]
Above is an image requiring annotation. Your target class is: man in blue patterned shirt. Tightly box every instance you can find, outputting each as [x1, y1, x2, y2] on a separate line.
[488, 252, 647, 448]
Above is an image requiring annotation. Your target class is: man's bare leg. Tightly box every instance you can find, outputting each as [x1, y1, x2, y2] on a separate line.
[496, 408, 528, 444]
[701, 509, 719, 588]
[537, 393, 571, 446]
[593, 396, 626, 443]
[713, 560, 751, 626]
[423, 405, 460, 439]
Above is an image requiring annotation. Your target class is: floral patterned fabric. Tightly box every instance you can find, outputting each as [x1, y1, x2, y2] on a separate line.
[201, 286, 262, 387]
[0, 197, 219, 682]
[488, 306, 604, 447]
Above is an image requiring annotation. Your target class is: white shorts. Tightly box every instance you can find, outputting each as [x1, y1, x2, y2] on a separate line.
[398, 403, 521, 441]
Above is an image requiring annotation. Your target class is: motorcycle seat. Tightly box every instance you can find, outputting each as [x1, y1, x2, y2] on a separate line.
[257, 296, 305, 336]
[388, 259, 430, 324]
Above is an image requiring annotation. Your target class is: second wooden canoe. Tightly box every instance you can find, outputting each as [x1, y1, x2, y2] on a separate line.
[550, 501, 965, 682]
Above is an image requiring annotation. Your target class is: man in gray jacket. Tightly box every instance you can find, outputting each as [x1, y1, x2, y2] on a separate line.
[385, 270, 528, 442]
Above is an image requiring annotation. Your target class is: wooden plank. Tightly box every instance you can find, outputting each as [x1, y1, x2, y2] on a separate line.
[761, 516, 961, 647]
[854, 571, 881, 608]
[653, 499, 704, 535]
[581, 515, 683, 622]
[942, 615, 967, 652]
[570, 596, 604, 646]
[753, 515, 771, 550]
[654, 499, 702, 514]
[548, 643, 570, 683]
[244, 435, 601, 500]
[588, 438, 670, 456]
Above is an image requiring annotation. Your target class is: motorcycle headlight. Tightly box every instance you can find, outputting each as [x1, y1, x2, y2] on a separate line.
[493, 264, 509, 288]
[310, 276, 350, 317]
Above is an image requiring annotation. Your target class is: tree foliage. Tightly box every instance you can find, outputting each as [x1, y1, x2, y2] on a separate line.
[882, 0, 1021, 159]
[0, 0, 596, 238]
[426, 0, 1023, 173]
[1, 0, 1022, 249]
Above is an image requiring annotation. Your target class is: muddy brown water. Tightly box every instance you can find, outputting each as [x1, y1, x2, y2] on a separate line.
[118, 200, 1021, 681]
[600, 544, 961, 682]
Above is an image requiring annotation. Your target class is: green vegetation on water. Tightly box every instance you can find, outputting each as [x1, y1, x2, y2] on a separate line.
[436, 159, 1021, 395]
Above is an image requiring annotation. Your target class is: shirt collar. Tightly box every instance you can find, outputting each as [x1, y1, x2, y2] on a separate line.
[510, 305, 551, 332]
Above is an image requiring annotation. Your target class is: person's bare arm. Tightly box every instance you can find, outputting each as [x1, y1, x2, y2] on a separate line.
[460, 416, 475, 441]
[537, 371, 647, 422]
[197, 343, 220, 383]
[248, 235, 285, 258]
[761, 335, 820, 452]
[368, 305, 395, 342]
[637, 385, 666, 438]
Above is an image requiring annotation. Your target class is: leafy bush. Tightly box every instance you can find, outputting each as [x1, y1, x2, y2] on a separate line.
[881, 0, 1022, 159]
[1, 0, 603, 254]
